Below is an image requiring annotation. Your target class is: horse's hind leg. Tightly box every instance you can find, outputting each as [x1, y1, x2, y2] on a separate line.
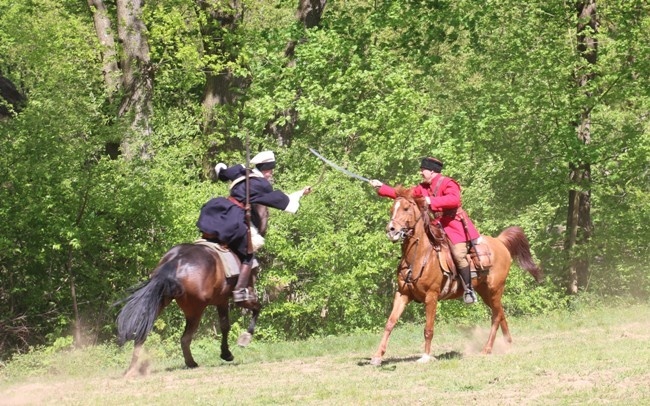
[124, 341, 145, 378]
[123, 299, 170, 378]
[500, 317, 512, 344]
[480, 293, 507, 354]
[180, 309, 205, 368]
[216, 305, 234, 362]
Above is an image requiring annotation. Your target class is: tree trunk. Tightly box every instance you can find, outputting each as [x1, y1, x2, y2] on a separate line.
[284, 0, 328, 61]
[86, 0, 120, 99]
[116, 0, 154, 160]
[67, 250, 82, 347]
[0, 74, 25, 119]
[566, 0, 597, 294]
[198, 0, 244, 126]
[265, 0, 327, 147]
[197, 0, 247, 176]
[68, 169, 93, 348]
[297, 0, 327, 30]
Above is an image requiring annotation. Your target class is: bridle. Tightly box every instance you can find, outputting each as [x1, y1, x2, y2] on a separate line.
[388, 197, 423, 240]
[388, 196, 438, 286]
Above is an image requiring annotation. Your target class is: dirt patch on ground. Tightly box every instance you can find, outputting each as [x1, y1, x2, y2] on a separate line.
[2, 308, 650, 405]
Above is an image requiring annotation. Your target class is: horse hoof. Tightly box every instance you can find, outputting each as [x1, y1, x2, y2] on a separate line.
[416, 354, 432, 363]
[123, 368, 139, 379]
[369, 357, 382, 367]
[138, 360, 150, 375]
[237, 332, 252, 347]
[186, 360, 199, 368]
[221, 351, 234, 362]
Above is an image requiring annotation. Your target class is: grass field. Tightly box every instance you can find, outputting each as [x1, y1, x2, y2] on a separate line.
[1, 303, 649, 405]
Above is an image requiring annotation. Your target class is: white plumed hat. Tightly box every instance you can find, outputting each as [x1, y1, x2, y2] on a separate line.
[250, 150, 276, 170]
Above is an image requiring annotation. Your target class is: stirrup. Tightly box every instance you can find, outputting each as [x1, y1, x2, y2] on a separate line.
[233, 287, 257, 303]
[463, 289, 477, 304]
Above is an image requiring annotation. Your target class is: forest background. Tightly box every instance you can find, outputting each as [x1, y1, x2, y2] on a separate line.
[1, 0, 648, 360]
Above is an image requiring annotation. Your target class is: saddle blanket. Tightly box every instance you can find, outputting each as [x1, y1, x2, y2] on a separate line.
[194, 239, 258, 277]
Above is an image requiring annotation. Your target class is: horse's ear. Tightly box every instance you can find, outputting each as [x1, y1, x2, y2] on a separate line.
[395, 185, 411, 198]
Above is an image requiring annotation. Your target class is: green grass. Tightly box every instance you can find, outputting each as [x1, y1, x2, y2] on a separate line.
[1, 303, 649, 405]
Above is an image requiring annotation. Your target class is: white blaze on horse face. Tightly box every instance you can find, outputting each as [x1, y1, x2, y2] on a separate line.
[386, 200, 402, 242]
[392, 200, 401, 220]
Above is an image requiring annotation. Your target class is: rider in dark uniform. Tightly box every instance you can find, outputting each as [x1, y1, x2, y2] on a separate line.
[197, 151, 311, 306]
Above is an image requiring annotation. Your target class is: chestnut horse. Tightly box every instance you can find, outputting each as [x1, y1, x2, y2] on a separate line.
[370, 187, 542, 366]
[116, 243, 261, 377]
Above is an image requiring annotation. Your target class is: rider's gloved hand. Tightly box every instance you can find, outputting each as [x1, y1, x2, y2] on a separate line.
[369, 179, 383, 189]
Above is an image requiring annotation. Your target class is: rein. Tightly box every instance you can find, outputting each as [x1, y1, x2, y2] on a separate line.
[393, 198, 434, 286]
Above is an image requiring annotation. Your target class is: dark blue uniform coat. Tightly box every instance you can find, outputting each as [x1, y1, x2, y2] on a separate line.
[197, 165, 294, 260]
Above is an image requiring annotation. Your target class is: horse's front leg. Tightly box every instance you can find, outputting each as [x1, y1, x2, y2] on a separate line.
[216, 305, 234, 361]
[418, 296, 439, 363]
[370, 291, 411, 366]
[237, 305, 260, 347]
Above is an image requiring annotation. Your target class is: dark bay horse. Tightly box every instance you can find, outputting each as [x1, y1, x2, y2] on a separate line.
[370, 187, 542, 366]
[116, 243, 261, 377]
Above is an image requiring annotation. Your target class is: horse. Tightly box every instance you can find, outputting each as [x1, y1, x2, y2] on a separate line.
[116, 236, 269, 377]
[370, 187, 543, 366]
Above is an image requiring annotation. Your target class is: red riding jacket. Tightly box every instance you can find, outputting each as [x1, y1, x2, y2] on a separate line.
[376, 174, 480, 244]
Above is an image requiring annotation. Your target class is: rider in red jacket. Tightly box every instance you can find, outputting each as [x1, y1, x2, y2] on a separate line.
[370, 157, 480, 304]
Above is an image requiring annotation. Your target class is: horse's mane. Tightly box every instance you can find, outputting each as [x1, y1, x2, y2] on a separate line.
[394, 185, 411, 198]
[394, 184, 444, 242]
[394, 185, 426, 210]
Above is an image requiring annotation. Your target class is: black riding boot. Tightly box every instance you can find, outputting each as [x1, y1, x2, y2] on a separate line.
[459, 266, 476, 304]
[233, 263, 256, 304]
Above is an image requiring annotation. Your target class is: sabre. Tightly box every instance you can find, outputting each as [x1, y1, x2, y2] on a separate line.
[245, 130, 253, 255]
[308, 148, 370, 182]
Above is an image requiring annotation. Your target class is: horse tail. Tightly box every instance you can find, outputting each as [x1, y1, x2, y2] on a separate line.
[497, 226, 543, 283]
[116, 260, 184, 345]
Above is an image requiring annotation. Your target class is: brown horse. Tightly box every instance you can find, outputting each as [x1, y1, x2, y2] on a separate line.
[116, 243, 261, 377]
[370, 187, 542, 366]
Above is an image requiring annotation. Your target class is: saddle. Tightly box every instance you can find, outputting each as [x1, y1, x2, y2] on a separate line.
[469, 239, 493, 271]
[425, 223, 493, 295]
[194, 239, 259, 277]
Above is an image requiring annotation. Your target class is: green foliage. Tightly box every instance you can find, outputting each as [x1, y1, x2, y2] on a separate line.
[253, 176, 397, 339]
[1, 0, 649, 361]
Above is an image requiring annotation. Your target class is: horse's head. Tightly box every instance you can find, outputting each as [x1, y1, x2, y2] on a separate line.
[386, 186, 425, 242]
